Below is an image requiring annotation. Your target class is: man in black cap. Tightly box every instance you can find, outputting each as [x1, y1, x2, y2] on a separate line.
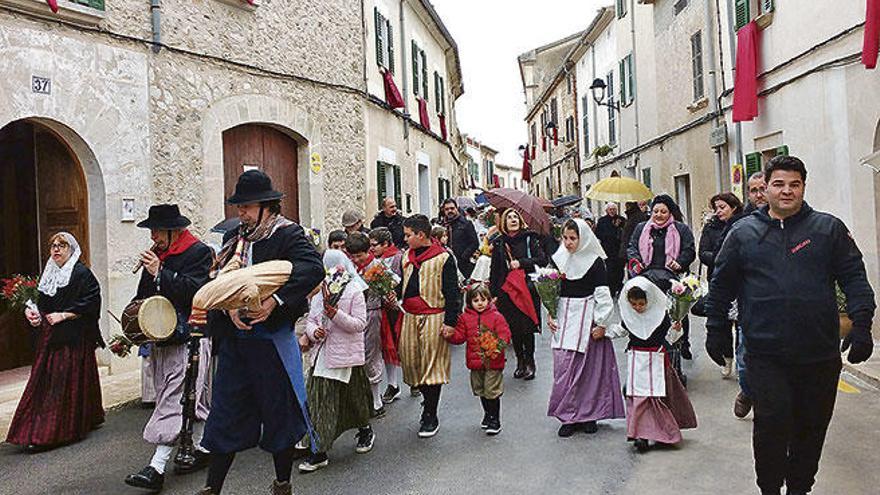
[196, 170, 324, 495]
[125, 204, 214, 492]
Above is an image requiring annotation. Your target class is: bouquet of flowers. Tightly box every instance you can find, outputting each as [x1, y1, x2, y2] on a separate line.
[303, 227, 322, 249]
[325, 265, 352, 307]
[476, 324, 508, 367]
[668, 274, 703, 322]
[107, 334, 136, 358]
[531, 267, 563, 319]
[362, 263, 397, 298]
[1, 275, 39, 313]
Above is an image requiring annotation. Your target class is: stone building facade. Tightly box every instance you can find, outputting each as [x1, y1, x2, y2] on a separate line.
[0, 0, 463, 373]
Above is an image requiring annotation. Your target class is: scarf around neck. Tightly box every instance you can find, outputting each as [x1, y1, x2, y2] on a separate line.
[215, 213, 294, 274]
[38, 232, 82, 297]
[637, 218, 680, 268]
[158, 229, 199, 261]
[407, 240, 446, 269]
[552, 218, 606, 280]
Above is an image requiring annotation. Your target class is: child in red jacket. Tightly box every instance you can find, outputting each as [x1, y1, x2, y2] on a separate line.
[444, 283, 512, 435]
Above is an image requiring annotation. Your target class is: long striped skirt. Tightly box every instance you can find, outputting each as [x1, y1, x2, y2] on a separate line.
[306, 366, 372, 453]
[399, 312, 451, 387]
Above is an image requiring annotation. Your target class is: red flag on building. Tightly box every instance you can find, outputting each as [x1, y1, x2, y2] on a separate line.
[541, 135, 547, 152]
[522, 153, 532, 183]
[493, 174, 500, 188]
[244, 0, 255, 5]
[382, 70, 405, 109]
[733, 21, 760, 122]
[439, 114, 448, 141]
[864, 0, 880, 68]
[531, 144, 536, 160]
[46, 0, 58, 12]
[553, 126, 559, 146]
[417, 98, 431, 131]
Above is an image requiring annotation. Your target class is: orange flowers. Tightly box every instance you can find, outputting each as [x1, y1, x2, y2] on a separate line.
[477, 324, 508, 365]
[363, 263, 397, 297]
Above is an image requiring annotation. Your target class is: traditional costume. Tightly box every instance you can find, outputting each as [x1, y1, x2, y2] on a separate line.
[547, 219, 624, 434]
[611, 277, 697, 449]
[125, 205, 214, 492]
[198, 170, 324, 495]
[352, 252, 387, 414]
[376, 243, 404, 402]
[489, 215, 546, 380]
[6, 232, 104, 449]
[399, 240, 462, 437]
[298, 250, 375, 472]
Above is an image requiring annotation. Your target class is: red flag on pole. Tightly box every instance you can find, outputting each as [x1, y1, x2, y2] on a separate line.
[864, 0, 880, 68]
[46, 0, 58, 12]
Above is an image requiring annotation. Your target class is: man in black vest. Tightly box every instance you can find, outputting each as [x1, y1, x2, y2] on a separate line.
[196, 170, 324, 495]
[125, 205, 214, 492]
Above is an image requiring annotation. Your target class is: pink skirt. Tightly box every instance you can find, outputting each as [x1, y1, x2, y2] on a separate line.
[626, 360, 696, 444]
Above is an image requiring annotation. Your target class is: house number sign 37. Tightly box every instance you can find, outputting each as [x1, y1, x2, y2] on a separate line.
[32, 76, 51, 94]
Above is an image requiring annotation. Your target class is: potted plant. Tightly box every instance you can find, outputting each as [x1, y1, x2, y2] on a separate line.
[836, 283, 852, 339]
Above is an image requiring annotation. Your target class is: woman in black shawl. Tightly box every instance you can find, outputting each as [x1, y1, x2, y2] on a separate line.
[6, 232, 104, 450]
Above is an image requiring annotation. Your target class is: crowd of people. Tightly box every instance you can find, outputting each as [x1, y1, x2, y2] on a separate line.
[4, 156, 876, 495]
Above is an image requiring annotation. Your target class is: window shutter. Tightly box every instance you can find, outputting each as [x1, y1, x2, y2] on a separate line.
[582, 95, 590, 155]
[440, 76, 446, 114]
[75, 0, 104, 9]
[735, 0, 750, 30]
[627, 55, 636, 103]
[434, 71, 440, 113]
[377, 162, 387, 210]
[393, 165, 402, 207]
[619, 59, 626, 104]
[776, 145, 789, 156]
[412, 41, 420, 96]
[421, 51, 428, 100]
[745, 152, 762, 177]
[375, 8, 385, 68]
[761, 0, 774, 14]
[386, 20, 395, 73]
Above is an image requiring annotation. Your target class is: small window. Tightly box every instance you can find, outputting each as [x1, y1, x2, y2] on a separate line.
[619, 54, 635, 105]
[565, 116, 575, 143]
[691, 31, 704, 101]
[642, 167, 652, 190]
[566, 73, 573, 94]
[616, 0, 627, 18]
[581, 95, 591, 156]
[550, 98, 559, 125]
[374, 8, 394, 73]
[735, 0, 750, 30]
[674, 0, 689, 16]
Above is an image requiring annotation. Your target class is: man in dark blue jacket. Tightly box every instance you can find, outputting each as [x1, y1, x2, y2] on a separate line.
[705, 156, 875, 495]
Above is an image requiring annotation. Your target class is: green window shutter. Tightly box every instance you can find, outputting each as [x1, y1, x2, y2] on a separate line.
[761, 0, 774, 14]
[434, 71, 440, 113]
[75, 0, 104, 9]
[745, 152, 762, 177]
[619, 59, 626, 104]
[393, 166, 403, 207]
[627, 55, 636, 102]
[412, 41, 420, 96]
[440, 76, 446, 114]
[377, 162, 387, 210]
[387, 20, 395, 73]
[375, 8, 385, 68]
[776, 145, 789, 156]
[421, 51, 428, 100]
[735, 0, 750, 30]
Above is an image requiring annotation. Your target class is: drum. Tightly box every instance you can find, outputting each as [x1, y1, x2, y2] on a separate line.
[122, 296, 178, 345]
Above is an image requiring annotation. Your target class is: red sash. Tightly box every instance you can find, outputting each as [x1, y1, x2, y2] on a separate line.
[380, 309, 402, 365]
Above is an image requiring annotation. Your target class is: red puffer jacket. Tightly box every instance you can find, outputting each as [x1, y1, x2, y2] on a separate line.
[447, 304, 512, 371]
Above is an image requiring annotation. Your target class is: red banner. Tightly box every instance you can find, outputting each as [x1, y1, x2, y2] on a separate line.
[864, 0, 880, 68]
[47, 0, 58, 12]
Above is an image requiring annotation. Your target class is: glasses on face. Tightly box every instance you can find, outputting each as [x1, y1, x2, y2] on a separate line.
[50, 243, 68, 251]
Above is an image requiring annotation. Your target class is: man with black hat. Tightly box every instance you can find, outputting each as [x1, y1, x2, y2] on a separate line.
[196, 170, 324, 495]
[125, 204, 215, 492]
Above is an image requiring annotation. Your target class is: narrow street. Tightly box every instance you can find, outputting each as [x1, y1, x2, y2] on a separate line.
[2, 319, 878, 495]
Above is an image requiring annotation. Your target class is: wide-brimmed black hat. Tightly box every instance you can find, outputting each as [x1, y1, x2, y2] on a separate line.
[226, 169, 284, 205]
[137, 204, 191, 230]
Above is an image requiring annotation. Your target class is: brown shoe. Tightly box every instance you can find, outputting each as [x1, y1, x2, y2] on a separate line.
[734, 392, 752, 419]
[271, 480, 292, 495]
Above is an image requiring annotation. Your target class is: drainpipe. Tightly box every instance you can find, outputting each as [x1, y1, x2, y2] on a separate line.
[399, 0, 409, 141]
[150, 0, 161, 54]
[629, 0, 640, 177]
[726, 0, 743, 178]
[591, 43, 600, 187]
[704, 0, 723, 192]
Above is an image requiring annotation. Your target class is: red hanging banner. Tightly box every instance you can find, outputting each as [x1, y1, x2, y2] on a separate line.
[382, 70, 405, 109]
[417, 98, 431, 131]
[864, 0, 880, 68]
[553, 127, 559, 146]
[522, 153, 532, 183]
[541, 135, 547, 152]
[733, 21, 761, 122]
[46, 0, 58, 12]
[439, 114, 448, 141]
[531, 144, 536, 160]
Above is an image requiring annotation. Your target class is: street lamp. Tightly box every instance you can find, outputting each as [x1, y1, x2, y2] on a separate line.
[589, 78, 619, 112]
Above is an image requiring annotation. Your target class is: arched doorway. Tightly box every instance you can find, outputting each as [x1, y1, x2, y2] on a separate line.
[0, 119, 90, 371]
[222, 124, 300, 222]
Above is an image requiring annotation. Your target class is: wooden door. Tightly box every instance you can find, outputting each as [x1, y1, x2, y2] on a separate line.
[222, 124, 299, 222]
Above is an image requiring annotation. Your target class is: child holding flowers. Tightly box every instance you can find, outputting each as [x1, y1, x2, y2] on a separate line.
[444, 283, 511, 435]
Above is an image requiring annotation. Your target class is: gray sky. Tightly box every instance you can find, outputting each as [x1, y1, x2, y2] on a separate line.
[431, 0, 605, 165]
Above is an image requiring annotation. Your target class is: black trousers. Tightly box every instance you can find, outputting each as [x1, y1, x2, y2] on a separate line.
[746, 354, 841, 493]
[511, 331, 535, 364]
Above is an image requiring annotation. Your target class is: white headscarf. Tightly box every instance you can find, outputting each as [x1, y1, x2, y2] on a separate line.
[552, 218, 606, 280]
[37, 232, 82, 297]
[618, 276, 667, 340]
[322, 249, 368, 292]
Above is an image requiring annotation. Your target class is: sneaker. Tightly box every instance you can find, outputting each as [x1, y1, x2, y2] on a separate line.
[580, 421, 598, 434]
[418, 415, 439, 438]
[298, 452, 329, 473]
[485, 417, 502, 436]
[480, 412, 490, 429]
[721, 358, 734, 379]
[371, 406, 387, 419]
[734, 392, 752, 419]
[355, 428, 375, 453]
[382, 385, 401, 404]
[633, 438, 650, 453]
[557, 424, 577, 438]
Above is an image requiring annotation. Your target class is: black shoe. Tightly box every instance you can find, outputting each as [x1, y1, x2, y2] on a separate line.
[355, 427, 375, 453]
[410, 386, 421, 397]
[298, 452, 329, 473]
[558, 424, 577, 437]
[513, 357, 525, 379]
[485, 417, 502, 436]
[382, 385, 401, 404]
[480, 412, 490, 429]
[522, 362, 536, 381]
[633, 438, 650, 452]
[580, 421, 598, 434]
[174, 449, 211, 475]
[734, 392, 753, 419]
[124, 466, 165, 491]
[418, 415, 440, 438]
[680, 345, 693, 360]
[371, 406, 387, 419]
[785, 488, 809, 495]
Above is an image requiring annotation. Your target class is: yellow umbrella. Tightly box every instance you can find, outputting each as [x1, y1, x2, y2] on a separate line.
[585, 176, 653, 202]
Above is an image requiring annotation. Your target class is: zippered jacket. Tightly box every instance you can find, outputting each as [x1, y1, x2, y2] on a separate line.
[705, 203, 875, 363]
